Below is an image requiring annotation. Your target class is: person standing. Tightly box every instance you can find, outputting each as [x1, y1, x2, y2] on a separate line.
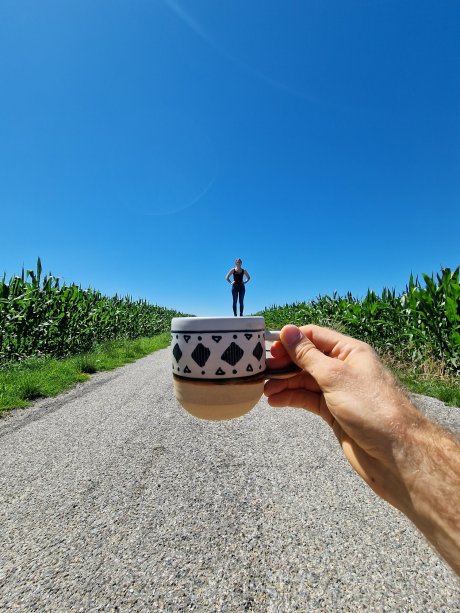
[226, 258, 250, 316]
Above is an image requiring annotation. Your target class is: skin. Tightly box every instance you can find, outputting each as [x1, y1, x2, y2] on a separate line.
[226, 258, 251, 285]
[264, 324, 460, 577]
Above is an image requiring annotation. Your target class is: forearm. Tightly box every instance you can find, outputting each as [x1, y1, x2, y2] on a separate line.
[266, 324, 460, 574]
[391, 415, 460, 575]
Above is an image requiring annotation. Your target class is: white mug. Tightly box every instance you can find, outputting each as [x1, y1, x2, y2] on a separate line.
[171, 316, 299, 420]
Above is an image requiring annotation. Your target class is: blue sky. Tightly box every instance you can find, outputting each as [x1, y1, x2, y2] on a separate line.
[1, 0, 459, 316]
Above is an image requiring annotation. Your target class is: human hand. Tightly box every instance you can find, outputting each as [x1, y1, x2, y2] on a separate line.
[264, 324, 426, 512]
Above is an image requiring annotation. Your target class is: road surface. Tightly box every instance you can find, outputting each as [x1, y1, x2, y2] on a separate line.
[0, 348, 459, 611]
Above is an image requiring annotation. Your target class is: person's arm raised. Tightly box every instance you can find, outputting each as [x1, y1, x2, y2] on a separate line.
[264, 324, 460, 576]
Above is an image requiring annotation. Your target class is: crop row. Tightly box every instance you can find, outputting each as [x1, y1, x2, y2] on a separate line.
[0, 258, 186, 363]
[2, 259, 459, 374]
[259, 266, 460, 374]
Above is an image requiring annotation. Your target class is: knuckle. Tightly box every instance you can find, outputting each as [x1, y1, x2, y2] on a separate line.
[295, 340, 315, 364]
[355, 339, 372, 353]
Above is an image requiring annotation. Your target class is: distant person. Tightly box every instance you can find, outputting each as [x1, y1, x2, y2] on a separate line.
[264, 323, 460, 577]
[226, 258, 250, 316]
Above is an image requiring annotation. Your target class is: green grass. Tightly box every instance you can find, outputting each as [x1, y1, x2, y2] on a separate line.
[0, 333, 171, 416]
[394, 371, 460, 407]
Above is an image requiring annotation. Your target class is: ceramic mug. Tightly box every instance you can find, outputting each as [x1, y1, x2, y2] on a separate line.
[171, 316, 299, 420]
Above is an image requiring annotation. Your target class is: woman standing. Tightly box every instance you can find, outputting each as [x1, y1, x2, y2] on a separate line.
[226, 258, 251, 316]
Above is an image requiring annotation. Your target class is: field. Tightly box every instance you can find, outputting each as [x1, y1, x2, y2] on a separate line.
[258, 267, 460, 373]
[257, 266, 460, 405]
[1, 259, 459, 411]
[0, 259, 187, 412]
[0, 258, 187, 363]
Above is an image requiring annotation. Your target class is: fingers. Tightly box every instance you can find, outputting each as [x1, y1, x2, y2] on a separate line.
[272, 325, 366, 361]
[266, 387, 334, 427]
[266, 353, 293, 370]
[300, 324, 350, 355]
[278, 325, 332, 383]
[264, 370, 321, 395]
[267, 387, 320, 410]
[269, 340, 288, 359]
[267, 325, 349, 391]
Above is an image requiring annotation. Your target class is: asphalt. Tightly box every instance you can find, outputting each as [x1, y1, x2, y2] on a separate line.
[0, 348, 459, 612]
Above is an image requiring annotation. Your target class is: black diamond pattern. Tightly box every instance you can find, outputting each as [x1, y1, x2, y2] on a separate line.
[221, 342, 244, 366]
[191, 343, 211, 367]
[253, 342, 263, 361]
[172, 343, 182, 363]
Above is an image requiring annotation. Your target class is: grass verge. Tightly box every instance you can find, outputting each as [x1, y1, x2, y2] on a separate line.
[0, 333, 171, 416]
[394, 371, 460, 407]
[1, 331, 458, 416]
[381, 354, 460, 407]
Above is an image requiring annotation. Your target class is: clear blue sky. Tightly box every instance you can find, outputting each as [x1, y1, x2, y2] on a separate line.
[1, 0, 459, 316]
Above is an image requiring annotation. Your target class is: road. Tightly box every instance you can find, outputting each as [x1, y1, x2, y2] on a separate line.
[0, 348, 459, 612]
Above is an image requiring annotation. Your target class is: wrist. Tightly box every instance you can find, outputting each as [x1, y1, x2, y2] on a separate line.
[385, 405, 431, 511]
[357, 380, 429, 514]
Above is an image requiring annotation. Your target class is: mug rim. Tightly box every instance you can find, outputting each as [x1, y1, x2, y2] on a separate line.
[171, 316, 265, 333]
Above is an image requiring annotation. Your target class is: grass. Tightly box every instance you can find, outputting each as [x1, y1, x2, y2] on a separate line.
[1, 326, 458, 416]
[0, 333, 171, 416]
[380, 352, 460, 407]
[393, 371, 460, 407]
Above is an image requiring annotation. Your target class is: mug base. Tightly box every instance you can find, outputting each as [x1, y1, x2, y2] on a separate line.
[173, 377, 263, 421]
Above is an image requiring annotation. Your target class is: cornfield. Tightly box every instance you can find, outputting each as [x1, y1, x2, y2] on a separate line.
[0, 258, 187, 363]
[259, 266, 460, 375]
[2, 259, 459, 375]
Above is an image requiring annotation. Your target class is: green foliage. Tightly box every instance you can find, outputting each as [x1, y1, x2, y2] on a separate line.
[259, 266, 460, 375]
[0, 333, 171, 414]
[395, 371, 460, 407]
[0, 258, 187, 363]
[403, 267, 460, 371]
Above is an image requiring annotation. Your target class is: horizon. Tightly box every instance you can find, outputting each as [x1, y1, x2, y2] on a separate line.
[2, 256, 456, 317]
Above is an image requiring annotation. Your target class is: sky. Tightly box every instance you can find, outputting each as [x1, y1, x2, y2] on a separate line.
[0, 0, 459, 316]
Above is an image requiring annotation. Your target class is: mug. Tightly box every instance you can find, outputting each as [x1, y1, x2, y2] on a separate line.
[170, 316, 299, 420]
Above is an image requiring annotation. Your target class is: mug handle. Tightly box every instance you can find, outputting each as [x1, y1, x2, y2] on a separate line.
[265, 330, 302, 379]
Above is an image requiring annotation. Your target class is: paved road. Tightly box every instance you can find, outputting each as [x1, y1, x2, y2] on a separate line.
[0, 349, 459, 612]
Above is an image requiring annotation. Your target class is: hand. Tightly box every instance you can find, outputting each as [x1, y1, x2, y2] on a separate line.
[265, 324, 460, 575]
[264, 324, 425, 512]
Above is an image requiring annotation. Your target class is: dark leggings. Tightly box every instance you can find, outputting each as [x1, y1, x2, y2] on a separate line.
[232, 284, 245, 316]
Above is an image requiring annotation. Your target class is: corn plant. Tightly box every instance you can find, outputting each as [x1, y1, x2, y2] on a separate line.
[403, 267, 460, 371]
[259, 266, 460, 374]
[0, 258, 187, 363]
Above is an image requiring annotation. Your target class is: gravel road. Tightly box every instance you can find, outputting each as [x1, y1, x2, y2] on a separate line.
[1, 348, 459, 612]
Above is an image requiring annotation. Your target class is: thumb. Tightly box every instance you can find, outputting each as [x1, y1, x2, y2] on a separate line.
[279, 325, 330, 381]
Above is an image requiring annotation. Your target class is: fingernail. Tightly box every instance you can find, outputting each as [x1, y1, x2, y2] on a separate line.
[281, 325, 302, 346]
